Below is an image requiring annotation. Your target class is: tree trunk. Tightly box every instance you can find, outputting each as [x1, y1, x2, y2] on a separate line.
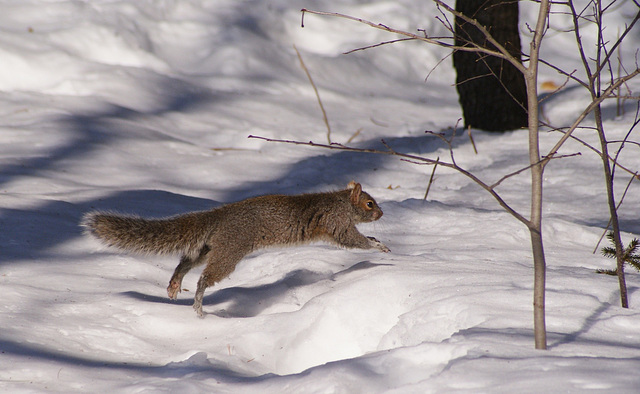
[453, 0, 528, 132]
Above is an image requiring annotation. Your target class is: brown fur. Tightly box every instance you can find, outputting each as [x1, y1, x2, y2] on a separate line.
[82, 182, 389, 316]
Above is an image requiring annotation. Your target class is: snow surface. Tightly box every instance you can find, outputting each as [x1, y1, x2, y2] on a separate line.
[1, 0, 640, 392]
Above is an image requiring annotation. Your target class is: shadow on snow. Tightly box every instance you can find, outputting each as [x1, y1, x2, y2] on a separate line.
[122, 261, 392, 318]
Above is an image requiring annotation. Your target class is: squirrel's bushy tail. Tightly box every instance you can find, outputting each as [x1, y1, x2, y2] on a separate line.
[82, 211, 209, 257]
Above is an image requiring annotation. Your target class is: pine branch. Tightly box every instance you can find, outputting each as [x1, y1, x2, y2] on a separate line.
[628, 261, 640, 272]
[599, 234, 640, 274]
[602, 246, 617, 259]
[622, 238, 639, 262]
[596, 268, 618, 276]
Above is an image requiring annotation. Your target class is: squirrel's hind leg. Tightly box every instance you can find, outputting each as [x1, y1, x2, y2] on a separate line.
[167, 245, 210, 299]
[192, 252, 245, 317]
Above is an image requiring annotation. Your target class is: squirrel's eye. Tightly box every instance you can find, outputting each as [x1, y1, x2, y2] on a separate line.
[366, 201, 374, 209]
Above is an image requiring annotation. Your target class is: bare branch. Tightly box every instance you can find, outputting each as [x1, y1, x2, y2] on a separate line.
[300, 8, 524, 72]
[248, 134, 531, 227]
[594, 8, 640, 77]
[611, 102, 640, 179]
[537, 59, 588, 89]
[431, 0, 528, 74]
[490, 152, 581, 190]
[542, 68, 640, 168]
[542, 121, 640, 179]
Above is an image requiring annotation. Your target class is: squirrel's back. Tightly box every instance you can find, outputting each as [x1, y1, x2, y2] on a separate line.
[210, 187, 381, 248]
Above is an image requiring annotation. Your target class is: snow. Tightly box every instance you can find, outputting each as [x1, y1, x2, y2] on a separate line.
[1, 0, 640, 392]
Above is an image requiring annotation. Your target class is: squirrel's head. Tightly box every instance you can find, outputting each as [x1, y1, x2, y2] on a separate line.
[347, 181, 383, 223]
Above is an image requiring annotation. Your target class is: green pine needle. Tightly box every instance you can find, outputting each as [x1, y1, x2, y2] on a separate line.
[598, 233, 640, 274]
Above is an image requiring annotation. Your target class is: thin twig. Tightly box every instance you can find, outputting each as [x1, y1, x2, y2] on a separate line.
[424, 157, 440, 201]
[490, 152, 581, 190]
[538, 72, 577, 107]
[425, 51, 453, 84]
[343, 38, 416, 54]
[293, 45, 332, 144]
[611, 102, 640, 179]
[425, 130, 457, 167]
[467, 125, 478, 154]
[346, 128, 362, 144]
[542, 68, 640, 169]
[541, 120, 640, 179]
[538, 59, 588, 89]
[593, 172, 639, 253]
[300, 8, 524, 72]
[593, 8, 640, 78]
[432, 0, 528, 74]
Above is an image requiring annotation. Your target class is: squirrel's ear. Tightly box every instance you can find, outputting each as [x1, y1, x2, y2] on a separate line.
[349, 182, 362, 204]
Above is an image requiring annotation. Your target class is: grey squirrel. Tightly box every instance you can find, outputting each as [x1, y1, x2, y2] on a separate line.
[82, 182, 390, 316]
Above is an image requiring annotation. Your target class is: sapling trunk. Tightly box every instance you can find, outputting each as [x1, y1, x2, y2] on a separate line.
[525, 0, 550, 351]
[594, 104, 629, 308]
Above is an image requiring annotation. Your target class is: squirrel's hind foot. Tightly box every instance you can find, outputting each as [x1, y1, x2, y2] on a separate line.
[193, 301, 205, 318]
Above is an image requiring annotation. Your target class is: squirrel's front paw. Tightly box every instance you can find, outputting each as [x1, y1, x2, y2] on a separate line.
[167, 280, 181, 300]
[367, 236, 390, 253]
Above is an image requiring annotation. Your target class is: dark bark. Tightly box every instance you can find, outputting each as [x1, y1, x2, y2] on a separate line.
[453, 0, 528, 132]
